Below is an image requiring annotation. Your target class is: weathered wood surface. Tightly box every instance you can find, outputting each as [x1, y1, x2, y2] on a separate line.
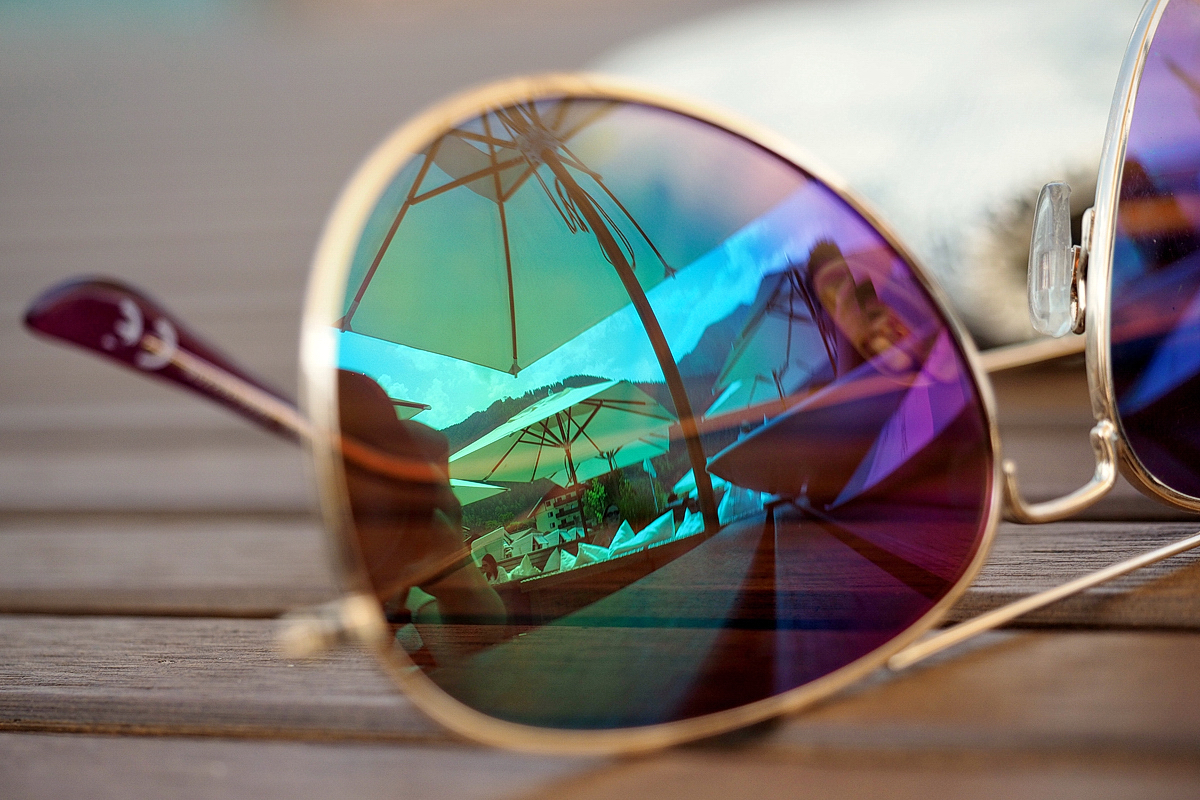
[3, 1, 1200, 797]
[2, 616, 1199, 755]
[3, 517, 1199, 627]
[4, 732, 1198, 800]
[4, 622, 1200, 797]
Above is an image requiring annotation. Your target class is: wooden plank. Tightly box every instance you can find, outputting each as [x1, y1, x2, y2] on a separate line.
[0, 732, 599, 800]
[771, 630, 1200, 760]
[0, 512, 336, 615]
[0, 441, 312, 514]
[525, 753, 1200, 800]
[946, 520, 1200, 627]
[0, 616, 437, 741]
[3, 616, 1200, 762]
[3, 732, 1198, 800]
[3, 517, 1198, 625]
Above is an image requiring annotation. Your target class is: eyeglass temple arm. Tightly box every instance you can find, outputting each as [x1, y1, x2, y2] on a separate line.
[892, 408, 1123, 669]
[23, 276, 445, 486]
[889, 527, 1200, 671]
[891, 184, 1169, 669]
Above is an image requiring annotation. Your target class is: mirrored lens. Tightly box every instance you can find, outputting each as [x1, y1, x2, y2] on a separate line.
[331, 94, 993, 730]
[1112, 0, 1200, 497]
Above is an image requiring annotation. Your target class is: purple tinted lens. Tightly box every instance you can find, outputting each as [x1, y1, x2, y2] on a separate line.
[1112, 0, 1200, 497]
[334, 95, 994, 729]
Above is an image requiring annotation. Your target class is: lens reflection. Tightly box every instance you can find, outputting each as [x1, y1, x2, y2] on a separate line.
[1112, 0, 1200, 498]
[333, 96, 991, 729]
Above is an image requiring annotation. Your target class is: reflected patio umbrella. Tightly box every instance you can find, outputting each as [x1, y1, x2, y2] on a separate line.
[707, 260, 836, 417]
[448, 380, 675, 488]
[336, 98, 718, 529]
[389, 397, 431, 420]
[450, 478, 507, 506]
[708, 327, 963, 507]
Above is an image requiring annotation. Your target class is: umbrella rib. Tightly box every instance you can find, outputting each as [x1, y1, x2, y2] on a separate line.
[576, 156, 674, 277]
[793, 261, 839, 370]
[449, 128, 517, 149]
[581, 397, 672, 421]
[574, 414, 606, 456]
[550, 150, 662, 275]
[555, 411, 572, 447]
[499, 164, 539, 203]
[565, 404, 602, 449]
[524, 99, 548, 128]
[483, 114, 522, 374]
[530, 435, 544, 481]
[553, 411, 581, 486]
[780, 284, 796, 389]
[487, 429, 535, 482]
[342, 137, 444, 329]
[411, 156, 525, 204]
[517, 424, 561, 448]
[493, 108, 580, 231]
[535, 417, 567, 481]
[551, 96, 571, 131]
[529, 166, 579, 231]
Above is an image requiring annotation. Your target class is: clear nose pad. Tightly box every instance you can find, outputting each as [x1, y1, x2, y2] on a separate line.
[999, 182, 1115, 526]
[1028, 181, 1085, 337]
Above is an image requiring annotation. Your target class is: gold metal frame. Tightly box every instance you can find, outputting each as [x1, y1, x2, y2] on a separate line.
[1082, 0, 1200, 510]
[891, 0, 1200, 670]
[971, 0, 1183, 525]
[298, 73, 1006, 754]
[993, 0, 1200, 516]
[937, 0, 1192, 526]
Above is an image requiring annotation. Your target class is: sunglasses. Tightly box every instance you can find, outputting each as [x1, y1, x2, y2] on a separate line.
[21, 0, 1200, 754]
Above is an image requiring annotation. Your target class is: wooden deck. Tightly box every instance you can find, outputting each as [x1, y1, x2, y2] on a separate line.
[3, 2, 1199, 796]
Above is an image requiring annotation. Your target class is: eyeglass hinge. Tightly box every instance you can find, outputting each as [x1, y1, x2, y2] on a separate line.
[1069, 205, 1094, 335]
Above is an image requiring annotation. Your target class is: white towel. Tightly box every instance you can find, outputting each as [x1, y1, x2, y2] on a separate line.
[609, 510, 677, 558]
[574, 542, 611, 567]
[507, 554, 540, 579]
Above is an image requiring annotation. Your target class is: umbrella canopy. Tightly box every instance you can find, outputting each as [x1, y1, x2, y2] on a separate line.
[708, 261, 835, 417]
[339, 99, 676, 376]
[448, 380, 675, 487]
[389, 397, 431, 421]
[449, 478, 507, 506]
[707, 328, 967, 507]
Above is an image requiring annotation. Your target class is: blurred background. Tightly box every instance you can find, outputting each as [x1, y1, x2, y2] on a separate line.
[0, 0, 1144, 517]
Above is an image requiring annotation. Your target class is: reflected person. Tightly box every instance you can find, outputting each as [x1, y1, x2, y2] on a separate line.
[337, 370, 506, 661]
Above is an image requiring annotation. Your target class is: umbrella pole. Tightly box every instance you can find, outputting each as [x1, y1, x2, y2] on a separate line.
[541, 153, 720, 534]
[557, 428, 589, 539]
